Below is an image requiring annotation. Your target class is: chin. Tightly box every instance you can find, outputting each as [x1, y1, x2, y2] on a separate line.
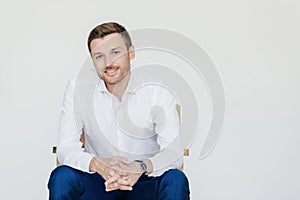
[104, 76, 121, 84]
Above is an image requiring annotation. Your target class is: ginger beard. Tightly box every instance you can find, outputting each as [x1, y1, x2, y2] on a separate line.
[98, 61, 131, 98]
[99, 63, 130, 86]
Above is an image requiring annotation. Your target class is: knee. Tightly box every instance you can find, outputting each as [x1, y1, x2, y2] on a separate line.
[48, 165, 83, 198]
[161, 169, 189, 186]
[158, 169, 190, 199]
[48, 165, 78, 185]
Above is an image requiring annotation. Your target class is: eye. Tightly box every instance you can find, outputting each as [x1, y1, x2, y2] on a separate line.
[95, 54, 103, 60]
[112, 50, 120, 55]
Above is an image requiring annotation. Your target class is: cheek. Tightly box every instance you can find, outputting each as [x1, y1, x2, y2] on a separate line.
[93, 60, 105, 70]
[119, 56, 131, 67]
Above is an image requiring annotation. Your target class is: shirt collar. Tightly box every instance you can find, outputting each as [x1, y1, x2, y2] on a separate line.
[95, 78, 108, 92]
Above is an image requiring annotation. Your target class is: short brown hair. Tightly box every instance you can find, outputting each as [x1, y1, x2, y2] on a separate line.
[87, 22, 132, 53]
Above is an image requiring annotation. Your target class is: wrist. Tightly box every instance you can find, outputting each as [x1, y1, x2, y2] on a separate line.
[133, 159, 153, 175]
[89, 156, 97, 172]
[89, 156, 104, 173]
[143, 159, 153, 175]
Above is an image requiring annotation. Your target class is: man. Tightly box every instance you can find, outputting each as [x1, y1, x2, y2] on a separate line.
[48, 22, 190, 200]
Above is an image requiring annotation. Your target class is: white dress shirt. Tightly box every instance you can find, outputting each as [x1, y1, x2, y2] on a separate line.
[57, 67, 184, 176]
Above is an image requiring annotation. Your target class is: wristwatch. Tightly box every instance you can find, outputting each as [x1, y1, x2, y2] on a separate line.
[134, 160, 148, 175]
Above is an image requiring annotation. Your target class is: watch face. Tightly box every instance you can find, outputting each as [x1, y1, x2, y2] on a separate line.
[141, 162, 147, 172]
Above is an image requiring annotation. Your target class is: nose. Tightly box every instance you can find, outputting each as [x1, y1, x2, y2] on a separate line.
[105, 54, 116, 68]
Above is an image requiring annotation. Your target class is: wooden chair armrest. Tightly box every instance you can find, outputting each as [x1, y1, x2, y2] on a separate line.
[52, 146, 57, 154]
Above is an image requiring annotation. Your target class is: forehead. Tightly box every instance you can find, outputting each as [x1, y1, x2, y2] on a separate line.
[90, 33, 126, 53]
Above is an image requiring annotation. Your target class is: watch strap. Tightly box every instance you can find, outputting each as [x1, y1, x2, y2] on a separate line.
[134, 160, 148, 174]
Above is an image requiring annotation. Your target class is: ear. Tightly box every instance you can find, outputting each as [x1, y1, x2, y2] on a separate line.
[128, 45, 135, 60]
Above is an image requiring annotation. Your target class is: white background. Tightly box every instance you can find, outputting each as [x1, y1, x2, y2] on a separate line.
[0, 0, 299, 199]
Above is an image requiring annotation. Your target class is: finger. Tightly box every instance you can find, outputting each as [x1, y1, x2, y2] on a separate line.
[108, 169, 115, 177]
[128, 178, 135, 186]
[105, 181, 118, 189]
[110, 159, 123, 166]
[114, 156, 130, 164]
[110, 160, 118, 165]
[105, 174, 120, 185]
[99, 168, 115, 181]
[111, 165, 129, 176]
[112, 165, 128, 175]
[120, 157, 130, 164]
[119, 185, 133, 191]
[117, 177, 131, 185]
[106, 182, 120, 191]
[117, 169, 128, 176]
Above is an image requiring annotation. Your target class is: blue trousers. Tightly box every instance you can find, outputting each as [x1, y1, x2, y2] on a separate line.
[48, 165, 190, 200]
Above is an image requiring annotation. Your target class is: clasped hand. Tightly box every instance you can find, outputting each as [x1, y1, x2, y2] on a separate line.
[89, 156, 143, 191]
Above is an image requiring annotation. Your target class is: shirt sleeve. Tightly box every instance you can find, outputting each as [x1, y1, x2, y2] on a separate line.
[147, 86, 184, 176]
[57, 78, 94, 172]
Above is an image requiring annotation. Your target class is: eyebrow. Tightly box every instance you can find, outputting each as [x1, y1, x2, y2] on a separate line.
[93, 52, 102, 56]
[93, 47, 122, 56]
[111, 47, 121, 51]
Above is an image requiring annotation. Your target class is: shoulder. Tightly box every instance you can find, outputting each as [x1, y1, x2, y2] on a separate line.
[130, 68, 179, 104]
[129, 68, 171, 92]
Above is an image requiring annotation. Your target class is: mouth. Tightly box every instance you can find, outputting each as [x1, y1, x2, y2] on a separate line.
[103, 66, 119, 77]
